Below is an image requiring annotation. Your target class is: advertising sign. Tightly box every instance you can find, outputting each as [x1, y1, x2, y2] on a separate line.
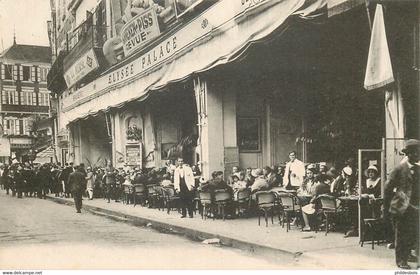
[0, 137, 11, 157]
[126, 144, 142, 167]
[64, 48, 99, 88]
[121, 8, 161, 57]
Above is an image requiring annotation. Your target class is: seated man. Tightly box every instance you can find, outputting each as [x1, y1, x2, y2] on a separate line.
[250, 168, 269, 193]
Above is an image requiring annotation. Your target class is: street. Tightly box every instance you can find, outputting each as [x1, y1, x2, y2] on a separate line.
[0, 192, 299, 269]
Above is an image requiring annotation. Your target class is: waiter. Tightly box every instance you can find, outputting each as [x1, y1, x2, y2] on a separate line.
[174, 157, 195, 218]
[384, 139, 419, 269]
[283, 151, 305, 190]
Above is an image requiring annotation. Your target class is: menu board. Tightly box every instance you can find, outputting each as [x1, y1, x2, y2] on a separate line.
[126, 144, 142, 167]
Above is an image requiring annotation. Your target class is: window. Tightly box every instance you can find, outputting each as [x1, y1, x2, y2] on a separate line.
[237, 117, 261, 152]
[2, 90, 19, 105]
[38, 67, 48, 82]
[4, 64, 13, 80]
[38, 92, 50, 106]
[22, 66, 31, 81]
[1, 91, 7, 104]
[21, 89, 37, 105]
[32, 92, 37, 105]
[21, 91, 27, 105]
[4, 118, 24, 135]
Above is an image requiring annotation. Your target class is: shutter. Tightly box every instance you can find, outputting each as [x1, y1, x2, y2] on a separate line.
[37, 67, 41, 82]
[31, 66, 36, 81]
[19, 65, 23, 80]
[1, 64, 4, 80]
[13, 65, 18, 80]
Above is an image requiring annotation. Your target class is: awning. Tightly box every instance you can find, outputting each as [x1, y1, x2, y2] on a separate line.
[61, 0, 327, 126]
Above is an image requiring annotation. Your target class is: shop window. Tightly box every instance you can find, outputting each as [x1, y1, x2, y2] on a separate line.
[237, 117, 261, 152]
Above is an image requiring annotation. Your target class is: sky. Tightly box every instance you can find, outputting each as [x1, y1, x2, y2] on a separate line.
[0, 0, 51, 51]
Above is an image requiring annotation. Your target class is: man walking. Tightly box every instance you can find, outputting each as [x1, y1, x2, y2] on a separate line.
[68, 165, 87, 213]
[384, 139, 419, 269]
[174, 158, 195, 218]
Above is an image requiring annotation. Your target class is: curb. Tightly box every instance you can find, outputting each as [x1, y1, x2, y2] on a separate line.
[46, 196, 298, 260]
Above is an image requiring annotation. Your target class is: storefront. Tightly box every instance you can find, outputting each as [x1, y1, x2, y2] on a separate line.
[55, 0, 327, 178]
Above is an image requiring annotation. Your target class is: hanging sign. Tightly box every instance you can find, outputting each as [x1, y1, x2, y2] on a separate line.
[121, 8, 161, 57]
[64, 48, 99, 88]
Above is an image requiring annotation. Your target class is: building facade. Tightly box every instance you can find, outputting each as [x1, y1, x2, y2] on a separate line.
[47, 0, 419, 179]
[0, 42, 52, 163]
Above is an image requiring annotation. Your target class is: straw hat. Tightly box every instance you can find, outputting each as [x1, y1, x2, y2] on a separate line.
[364, 165, 379, 177]
[342, 167, 353, 176]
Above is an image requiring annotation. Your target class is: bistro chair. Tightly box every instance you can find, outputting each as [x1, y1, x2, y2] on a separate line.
[235, 188, 251, 217]
[213, 189, 232, 221]
[146, 184, 159, 208]
[133, 184, 147, 207]
[318, 194, 342, 235]
[255, 191, 279, 227]
[277, 191, 302, 232]
[199, 191, 213, 220]
[154, 186, 165, 211]
[163, 187, 180, 215]
[360, 198, 386, 250]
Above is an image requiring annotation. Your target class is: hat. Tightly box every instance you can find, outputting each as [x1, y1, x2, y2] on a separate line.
[342, 167, 353, 176]
[319, 162, 327, 167]
[251, 168, 263, 178]
[364, 165, 379, 177]
[401, 139, 420, 154]
[306, 164, 317, 171]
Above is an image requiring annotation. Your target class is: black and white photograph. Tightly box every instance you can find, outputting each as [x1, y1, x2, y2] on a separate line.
[0, 0, 419, 272]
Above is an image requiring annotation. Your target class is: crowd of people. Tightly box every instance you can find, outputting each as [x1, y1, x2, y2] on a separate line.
[0, 140, 418, 269]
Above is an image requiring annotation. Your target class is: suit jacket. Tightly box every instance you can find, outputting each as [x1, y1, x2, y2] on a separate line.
[68, 171, 87, 193]
[174, 165, 195, 192]
[384, 161, 419, 215]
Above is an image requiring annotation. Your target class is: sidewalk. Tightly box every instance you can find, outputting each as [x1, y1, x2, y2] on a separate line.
[47, 195, 396, 269]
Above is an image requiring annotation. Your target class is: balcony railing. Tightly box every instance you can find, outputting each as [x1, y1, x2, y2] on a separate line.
[67, 24, 108, 52]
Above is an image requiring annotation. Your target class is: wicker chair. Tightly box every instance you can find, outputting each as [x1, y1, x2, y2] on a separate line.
[214, 189, 232, 221]
[256, 191, 280, 227]
[133, 184, 147, 207]
[277, 191, 302, 232]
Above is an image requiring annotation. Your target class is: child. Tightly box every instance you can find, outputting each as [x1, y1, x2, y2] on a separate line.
[232, 172, 247, 201]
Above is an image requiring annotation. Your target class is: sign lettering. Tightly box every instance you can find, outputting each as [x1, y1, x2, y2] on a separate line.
[64, 49, 99, 88]
[121, 8, 161, 57]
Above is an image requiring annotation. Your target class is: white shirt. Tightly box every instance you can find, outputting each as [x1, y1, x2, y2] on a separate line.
[283, 159, 305, 187]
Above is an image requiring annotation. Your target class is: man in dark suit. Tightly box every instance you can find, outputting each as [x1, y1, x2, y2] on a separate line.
[68, 165, 87, 213]
[384, 139, 419, 269]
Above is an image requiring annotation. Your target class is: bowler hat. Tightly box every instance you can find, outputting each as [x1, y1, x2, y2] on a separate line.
[401, 139, 420, 154]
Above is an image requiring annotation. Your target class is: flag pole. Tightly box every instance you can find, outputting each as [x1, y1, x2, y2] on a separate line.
[365, 0, 372, 31]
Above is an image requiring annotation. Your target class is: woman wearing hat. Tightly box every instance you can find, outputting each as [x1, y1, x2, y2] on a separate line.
[364, 165, 381, 198]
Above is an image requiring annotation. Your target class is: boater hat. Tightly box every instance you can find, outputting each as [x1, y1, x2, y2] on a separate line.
[401, 139, 420, 154]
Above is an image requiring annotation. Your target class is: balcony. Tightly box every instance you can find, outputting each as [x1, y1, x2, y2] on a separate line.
[63, 23, 109, 88]
[1, 104, 49, 114]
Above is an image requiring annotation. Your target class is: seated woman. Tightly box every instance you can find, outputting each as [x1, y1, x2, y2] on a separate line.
[297, 164, 319, 206]
[301, 174, 331, 231]
[364, 165, 381, 198]
[231, 172, 248, 201]
[298, 164, 318, 195]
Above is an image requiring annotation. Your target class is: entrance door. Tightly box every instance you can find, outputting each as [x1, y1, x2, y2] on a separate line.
[270, 114, 301, 165]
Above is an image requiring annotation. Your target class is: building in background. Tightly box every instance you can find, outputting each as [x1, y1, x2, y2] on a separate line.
[47, 0, 419, 179]
[0, 39, 52, 163]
